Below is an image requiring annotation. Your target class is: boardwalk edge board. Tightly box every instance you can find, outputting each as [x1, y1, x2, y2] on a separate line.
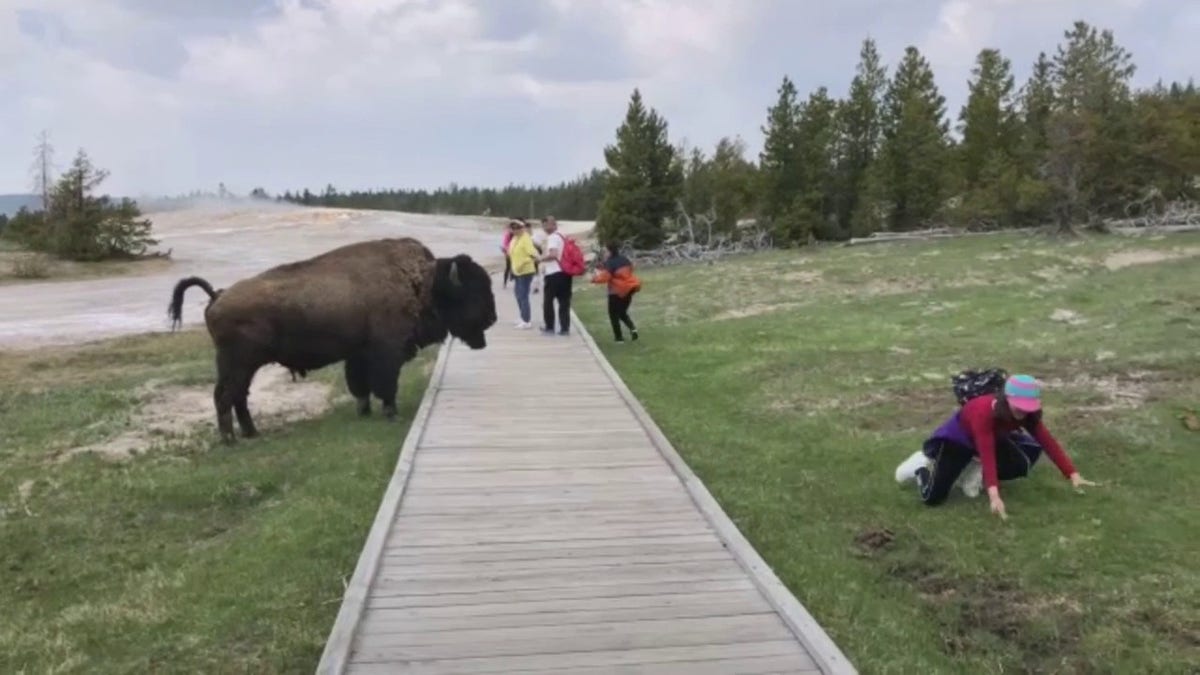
[315, 338, 455, 675]
[569, 309, 858, 675]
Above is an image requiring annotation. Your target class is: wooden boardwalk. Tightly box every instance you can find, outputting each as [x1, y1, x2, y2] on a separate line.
[318, 289, 855, 674]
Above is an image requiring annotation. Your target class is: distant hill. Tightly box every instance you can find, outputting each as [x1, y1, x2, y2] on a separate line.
[0, 194, 40, 217]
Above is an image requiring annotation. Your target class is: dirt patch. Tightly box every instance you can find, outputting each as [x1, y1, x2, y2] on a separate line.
[1103, 247, 1200, 271]
[884, 553, 1085, 669]
[853, 527, 896, 556]
[1043, 371, 1152, 412]
[1050, 308, 1088, 325]
[57, 365, 332, 462]
[712, 302, 802, 321]
[781, 270, 823, 283]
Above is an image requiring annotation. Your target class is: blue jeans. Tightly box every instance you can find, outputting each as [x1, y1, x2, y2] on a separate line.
[513, 273, 534, 323]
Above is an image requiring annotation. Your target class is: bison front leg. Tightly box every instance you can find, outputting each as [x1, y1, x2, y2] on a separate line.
[369, 355, 402, 421]
[344, 354, 372, 417]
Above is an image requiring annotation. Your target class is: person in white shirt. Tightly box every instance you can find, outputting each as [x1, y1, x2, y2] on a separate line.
[537, 215, 572, 335]
[530, 226, 546, 295]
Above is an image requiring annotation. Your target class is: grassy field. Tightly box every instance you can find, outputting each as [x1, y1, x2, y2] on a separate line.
[574, 231, 1200, 674]
[0, 332, 435, 673]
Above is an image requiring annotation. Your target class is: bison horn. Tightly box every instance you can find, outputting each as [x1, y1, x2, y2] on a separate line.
[449, 260, 460, 286]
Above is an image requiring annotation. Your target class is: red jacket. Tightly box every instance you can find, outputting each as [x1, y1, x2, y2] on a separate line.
[960, 394, 1077, 490]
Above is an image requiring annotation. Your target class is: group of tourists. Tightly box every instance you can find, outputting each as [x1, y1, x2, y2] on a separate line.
[501, 215, 641, 342]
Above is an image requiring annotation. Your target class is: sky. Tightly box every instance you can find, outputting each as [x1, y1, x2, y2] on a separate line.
[1, 0, 1197, 198]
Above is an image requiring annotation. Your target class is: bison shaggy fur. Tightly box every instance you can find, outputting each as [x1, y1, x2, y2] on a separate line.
[166, 237, 496, 443]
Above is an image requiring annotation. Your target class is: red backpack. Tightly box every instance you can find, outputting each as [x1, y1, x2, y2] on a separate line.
[558, 236, 587, 277]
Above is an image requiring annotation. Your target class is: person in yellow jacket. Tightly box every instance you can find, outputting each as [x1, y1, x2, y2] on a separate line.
[506, 220, 540, 329]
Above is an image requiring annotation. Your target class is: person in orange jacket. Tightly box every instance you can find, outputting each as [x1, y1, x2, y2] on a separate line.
[590, 242, 641, 343]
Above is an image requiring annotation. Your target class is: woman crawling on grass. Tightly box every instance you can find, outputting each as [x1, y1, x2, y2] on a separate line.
[896, 374, 1100, 520]
[590, 242, 641, 343]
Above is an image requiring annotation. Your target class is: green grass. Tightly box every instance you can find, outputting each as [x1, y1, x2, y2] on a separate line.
[0, 332, 435, 673]
[575, 232, 1200, 674]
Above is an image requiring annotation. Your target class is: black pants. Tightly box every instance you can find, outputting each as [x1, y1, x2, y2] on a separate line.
[543, 271, 573, 333]
[919, 434, 1043, 506]
[607, 293, 636, 340]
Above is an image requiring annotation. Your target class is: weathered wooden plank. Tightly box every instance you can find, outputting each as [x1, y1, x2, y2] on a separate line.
[412, 449, 657, 466]
[359, 588, 766, 622]
[345, 640, 811, 674]
[359, 597, 777, 634]
[372, 561, 747, 596]
[406, 466, 681, 489]
[399, 484, 690, 502]
[376, 549, 733, 579]
[412, 454, 662, 470]
[388, 509, 700, 530]
[382, 539, 728, 565]
[383, 524, 715, 549]
[396, 499, 697, 519]
[365, 578, 759, 609]
[350, 614, 793, 658]
[380, 532, 720, 556]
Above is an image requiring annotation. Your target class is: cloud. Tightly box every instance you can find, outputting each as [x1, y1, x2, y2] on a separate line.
[0, 0, 1196, 197]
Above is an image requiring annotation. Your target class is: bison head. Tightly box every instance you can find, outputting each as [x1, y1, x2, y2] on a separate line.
[432, 254, 496, 349]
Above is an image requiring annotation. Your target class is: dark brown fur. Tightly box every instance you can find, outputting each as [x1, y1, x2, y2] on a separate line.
[167, 237, 496, 443]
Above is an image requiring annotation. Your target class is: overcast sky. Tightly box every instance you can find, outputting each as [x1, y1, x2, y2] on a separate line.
[2, 0, 1196, 197]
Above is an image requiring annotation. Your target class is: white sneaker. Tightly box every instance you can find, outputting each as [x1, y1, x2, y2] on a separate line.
[515, 321, 532, 330]
[956, 460, 983, 498]
[895, 450, 929, 485]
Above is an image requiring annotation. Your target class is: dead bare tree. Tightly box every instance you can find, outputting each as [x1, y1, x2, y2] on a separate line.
[30, 130, 55, 211]
[595, 200, 774, 268]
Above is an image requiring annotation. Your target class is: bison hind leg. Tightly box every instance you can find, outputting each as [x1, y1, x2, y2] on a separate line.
[344, 354, 372, 417]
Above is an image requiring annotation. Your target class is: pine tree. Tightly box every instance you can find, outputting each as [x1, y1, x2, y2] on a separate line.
[953, 48, 1031, 228]
[595, 89, 684, 248]
[836, 38, 889, 236]
[795, 87, 840, 239]
[1045, 21, 1138, 227]
[873, 46, 951, 231]
[757, 76, 805, 243]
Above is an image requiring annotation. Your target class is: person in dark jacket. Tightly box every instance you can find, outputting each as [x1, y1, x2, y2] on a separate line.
[590, 242, 641, 343]
[896, 374, 1100, 520]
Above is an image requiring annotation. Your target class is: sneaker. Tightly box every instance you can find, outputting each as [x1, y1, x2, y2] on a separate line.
[631, 329, 639, 341]
[515, 321, 532, 330]
[915, 466, 932, 494]
[894, 450, 929, 485]
[956, 459, 983, 498]
[558, 330, 570, 337]
[615, 337, 625, 343]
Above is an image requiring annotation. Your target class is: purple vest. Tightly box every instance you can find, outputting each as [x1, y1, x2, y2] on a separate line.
[923, 411, 973, 457]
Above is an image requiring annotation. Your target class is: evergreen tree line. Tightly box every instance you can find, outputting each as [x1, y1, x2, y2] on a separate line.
[276, 170, 606, 221]
[2, 147, 158, 261]
[267, 21, 1197, 250]
[596, 20, 1200, 248]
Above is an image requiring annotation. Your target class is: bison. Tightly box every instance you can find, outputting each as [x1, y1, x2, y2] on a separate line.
[166, 237, 496, 443]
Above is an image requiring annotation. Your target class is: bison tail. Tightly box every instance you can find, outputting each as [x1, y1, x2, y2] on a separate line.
[167, 276, 219, 331]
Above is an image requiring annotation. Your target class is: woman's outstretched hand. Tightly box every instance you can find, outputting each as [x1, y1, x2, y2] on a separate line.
[988, 487, 1007, 521]
[1070, 472, 1101, 493]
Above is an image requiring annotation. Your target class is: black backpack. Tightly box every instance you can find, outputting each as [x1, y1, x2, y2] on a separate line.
[952, 368, 1009, 406]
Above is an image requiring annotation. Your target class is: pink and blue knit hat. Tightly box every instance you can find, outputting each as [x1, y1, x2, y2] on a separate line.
[1005, 374, 1042, 412]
